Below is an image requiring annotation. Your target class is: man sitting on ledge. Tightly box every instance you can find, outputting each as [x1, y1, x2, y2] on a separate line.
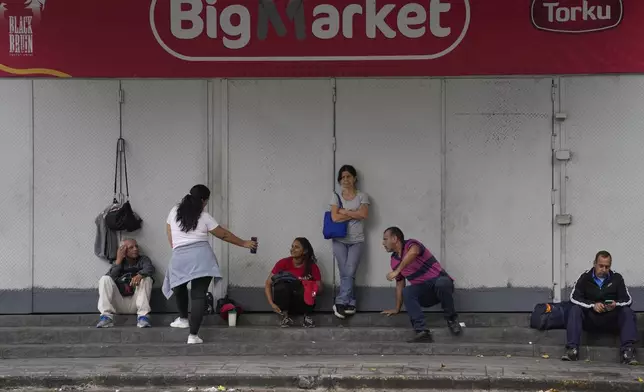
[381, 227, 462, 343]
[97, 239, 155, 329]
[562, 250, 638, 365]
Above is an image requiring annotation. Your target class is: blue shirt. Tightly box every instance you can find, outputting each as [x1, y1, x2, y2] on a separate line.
[593, 271, 606, 288]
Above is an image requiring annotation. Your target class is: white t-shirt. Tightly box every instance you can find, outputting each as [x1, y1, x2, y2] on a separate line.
[167, 206, 219, 249]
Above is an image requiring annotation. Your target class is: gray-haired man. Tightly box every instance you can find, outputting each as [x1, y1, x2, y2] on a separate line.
[97, 239, 155, 328]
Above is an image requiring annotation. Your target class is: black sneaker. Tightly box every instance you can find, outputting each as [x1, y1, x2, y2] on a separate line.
[447, 319, 462, 335]
[333, 304, 347, 319]
[407, 330, 434, 343]
[622, 347, 639, 365]
[345, 305, 356, 315]
[302, 315, 315, 328]
[561, 347, 579, 361]
[279, 313, 293, 328]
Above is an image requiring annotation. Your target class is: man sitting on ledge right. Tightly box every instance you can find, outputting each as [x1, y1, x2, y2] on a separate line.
[562, 250, 638, 365]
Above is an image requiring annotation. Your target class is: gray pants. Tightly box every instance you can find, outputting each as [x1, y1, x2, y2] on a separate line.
[332, 241, 364, 307]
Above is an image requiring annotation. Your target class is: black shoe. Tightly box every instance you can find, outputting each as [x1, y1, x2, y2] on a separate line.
[345, 305, 356, 315]
[302, 315, 315, 328]
[622, 347, 639, 365]
[333, 304, 347, 319]
[561, 347, 579, 361]
[447, 319, 462, 335]
[279, 313, 293, 328]
[407, 330, 434, 343]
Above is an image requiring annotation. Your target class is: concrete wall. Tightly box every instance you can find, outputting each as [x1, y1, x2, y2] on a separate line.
[1, 76, 642, 314]
[226, 79, 336, 308]
[445, 79, 553, 292]
[32, 80, 120, 296]
[0, 80, 32, 312]
[227, 78, 553, 311]
[2, 79, 209, 313]
[557, 76, 644, 305]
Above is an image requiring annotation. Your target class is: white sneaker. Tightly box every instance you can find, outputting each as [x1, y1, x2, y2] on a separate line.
[187, 334, 203, 344]
[170, 317, 189, 328]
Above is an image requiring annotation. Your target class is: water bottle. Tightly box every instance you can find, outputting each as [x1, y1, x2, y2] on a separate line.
[250, 237, 257, 254]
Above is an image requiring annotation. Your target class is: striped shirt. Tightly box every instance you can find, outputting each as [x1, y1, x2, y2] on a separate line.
[390, 239, 452, 285]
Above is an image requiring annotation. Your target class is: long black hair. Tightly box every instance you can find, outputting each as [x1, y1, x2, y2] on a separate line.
[176, 184, 210, 233]
[295, 237, 317, 279]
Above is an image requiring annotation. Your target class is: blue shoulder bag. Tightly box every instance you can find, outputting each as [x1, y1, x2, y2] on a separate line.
[323, 192, 348, 239]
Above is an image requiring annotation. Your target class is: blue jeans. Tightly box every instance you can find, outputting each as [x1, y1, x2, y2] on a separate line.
[403, 276, 457, 332]
[332, 241, 363, 307]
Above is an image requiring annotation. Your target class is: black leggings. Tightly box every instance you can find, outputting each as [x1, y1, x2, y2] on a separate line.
[273, 280, 314, 315]
[173, 276, 212, 335]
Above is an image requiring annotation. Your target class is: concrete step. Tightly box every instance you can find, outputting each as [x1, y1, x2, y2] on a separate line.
[1, 355, 643, 392]
[0, 325, 631, 347]
[8, 311, 644, 329]
[0, 340, 628, 363]
[0, 312, 531, 328]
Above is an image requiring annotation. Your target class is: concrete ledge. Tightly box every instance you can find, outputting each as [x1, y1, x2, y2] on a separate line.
[0, 325, 636, 347]
[30, 288, 179, 314]
[2, 286, 553, 313]
[1, 285, 642, 313]
[228, 286, 553, 312]
[0, 312, 533, 328]
[0, 372, 641, 391]
[0, 341, 631, 361]
[0, 289, 31, 314]
[0, 355, 640, 390]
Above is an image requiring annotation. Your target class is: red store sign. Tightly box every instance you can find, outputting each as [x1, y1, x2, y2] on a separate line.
[0, 0, 638, 78]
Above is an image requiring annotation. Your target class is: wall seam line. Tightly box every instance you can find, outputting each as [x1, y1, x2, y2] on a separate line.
[30, 80, 35, 312]
[331, 77, 337, 297]
[440, 79, 447, 266]
[221, 79, 230, 287]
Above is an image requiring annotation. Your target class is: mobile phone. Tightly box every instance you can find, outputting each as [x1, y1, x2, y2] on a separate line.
[250, 237, 257, 254]
[604, 300, 614, 304]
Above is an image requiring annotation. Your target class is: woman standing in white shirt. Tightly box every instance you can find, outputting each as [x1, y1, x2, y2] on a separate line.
[163, 184, 257, 344]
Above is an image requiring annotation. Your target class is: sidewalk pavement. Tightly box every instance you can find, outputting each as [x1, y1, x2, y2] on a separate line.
[1, 355, 644, 391]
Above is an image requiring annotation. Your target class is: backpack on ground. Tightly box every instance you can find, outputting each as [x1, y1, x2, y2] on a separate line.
[530, 301, 572, 330]
[271, 271, 299, 285]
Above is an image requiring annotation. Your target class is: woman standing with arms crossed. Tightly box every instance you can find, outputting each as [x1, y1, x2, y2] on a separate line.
[330, 165, 370, 319]
[163, 184, 257, 344]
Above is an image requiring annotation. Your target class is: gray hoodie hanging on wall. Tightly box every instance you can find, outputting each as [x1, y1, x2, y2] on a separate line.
[94, 203, 119, 262]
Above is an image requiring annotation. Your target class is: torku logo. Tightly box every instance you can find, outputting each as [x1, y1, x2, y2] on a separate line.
[531, 0, 623, 33]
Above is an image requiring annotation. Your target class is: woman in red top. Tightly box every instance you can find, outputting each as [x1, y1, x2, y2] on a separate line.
[264, 237, 322, 328]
